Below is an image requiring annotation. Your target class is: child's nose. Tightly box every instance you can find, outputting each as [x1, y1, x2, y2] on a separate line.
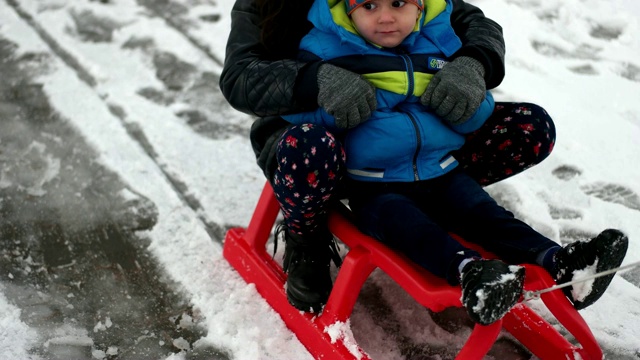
[378, 8, 395, 22]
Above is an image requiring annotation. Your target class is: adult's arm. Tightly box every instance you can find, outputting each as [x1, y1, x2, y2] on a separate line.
[449, 0, 505, 89]
[219, 0, 319, 117]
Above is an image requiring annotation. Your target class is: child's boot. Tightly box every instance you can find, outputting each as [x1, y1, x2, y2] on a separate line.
[552, 228, 628, 310]
[461, 259, 525, 325]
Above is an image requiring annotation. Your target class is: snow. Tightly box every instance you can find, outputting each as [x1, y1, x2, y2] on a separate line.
[0, 287, 37, 359]
[0, 0, 639, 358]
[472, 289, 488, 313]
[570, 261, 597, 303]
[325, 321, 365, 360]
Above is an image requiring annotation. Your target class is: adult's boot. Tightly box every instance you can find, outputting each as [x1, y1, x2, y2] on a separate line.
[277, 224, 342, 313]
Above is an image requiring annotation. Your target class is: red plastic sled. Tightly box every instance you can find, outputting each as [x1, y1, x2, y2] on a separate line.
[223, 182, 603, 360]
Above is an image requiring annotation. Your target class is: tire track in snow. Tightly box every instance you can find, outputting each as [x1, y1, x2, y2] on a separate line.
[4, 0, 227, 243]
[136, 0, 225, 67]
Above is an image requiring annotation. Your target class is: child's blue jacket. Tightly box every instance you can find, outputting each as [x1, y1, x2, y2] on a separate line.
[283, 0, 495, 182]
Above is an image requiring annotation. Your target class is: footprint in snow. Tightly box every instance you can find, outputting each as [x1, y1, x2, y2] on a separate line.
[548, 205, 583, 221]
[551, 164, 582, 181]
[519, 4, 640, 82]
[580, 182, 640, 211]
[548, 165, 585, 220]
[558, 226, 598, 246]
[551, 165, 639, 290]
[552, 164, 640, 212]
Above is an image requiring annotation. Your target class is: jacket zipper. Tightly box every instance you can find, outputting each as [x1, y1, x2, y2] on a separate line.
[400, 53, 421, 180]
[400, 54, 415, 101]
[406, 112, 421, 180]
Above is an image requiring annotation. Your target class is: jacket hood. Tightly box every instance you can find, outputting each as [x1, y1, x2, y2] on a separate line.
[307, 0, 449, 49]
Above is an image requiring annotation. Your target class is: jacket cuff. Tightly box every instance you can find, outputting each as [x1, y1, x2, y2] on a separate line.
[293, 61, 323, 110]
[453, 46, 504, 90]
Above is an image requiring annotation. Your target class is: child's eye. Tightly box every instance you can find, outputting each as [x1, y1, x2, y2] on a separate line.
[363, 3, 377, 10]
[391, 0, 406, 7]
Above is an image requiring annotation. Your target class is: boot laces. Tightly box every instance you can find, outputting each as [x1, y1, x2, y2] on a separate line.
[273, 222, 342, 272]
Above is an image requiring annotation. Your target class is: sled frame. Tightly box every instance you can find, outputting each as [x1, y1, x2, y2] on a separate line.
[223, 182, 603, 360]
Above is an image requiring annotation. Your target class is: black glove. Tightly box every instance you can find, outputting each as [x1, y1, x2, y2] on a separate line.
[420, 56, 486, 125]
[317, 63, 377, 129]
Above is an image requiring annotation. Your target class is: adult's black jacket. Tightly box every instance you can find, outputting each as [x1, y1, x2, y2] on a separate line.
[219, 0, 506, 180]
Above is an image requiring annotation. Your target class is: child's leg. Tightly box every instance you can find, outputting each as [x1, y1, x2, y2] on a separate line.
[430, 169, 628, 309]
[349, 188, 525, 325]
[349, 191, 481, 285]
[427, 169, 560, 264]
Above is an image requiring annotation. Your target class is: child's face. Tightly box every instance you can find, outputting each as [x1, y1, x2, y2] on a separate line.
[350, 0, 421, 48]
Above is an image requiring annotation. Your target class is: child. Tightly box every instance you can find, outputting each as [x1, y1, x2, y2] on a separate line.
[282, 0, 628, 324]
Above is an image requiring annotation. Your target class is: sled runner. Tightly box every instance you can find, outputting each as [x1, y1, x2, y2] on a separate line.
[223, 182, 603, 360]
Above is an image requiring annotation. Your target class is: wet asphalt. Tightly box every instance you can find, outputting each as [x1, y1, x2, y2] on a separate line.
[0, 35, 228, 359]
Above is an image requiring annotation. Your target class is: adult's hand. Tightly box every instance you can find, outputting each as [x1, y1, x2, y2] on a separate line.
[317, 63, 377, 129]
[420, 56, 486, 125]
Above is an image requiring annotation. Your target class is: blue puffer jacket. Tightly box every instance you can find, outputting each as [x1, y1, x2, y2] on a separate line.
[283, 0, 495, 182]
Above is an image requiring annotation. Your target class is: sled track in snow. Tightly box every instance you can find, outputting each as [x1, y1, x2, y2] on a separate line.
[4, 0, 227, 243]
[136, 0, 225, 67]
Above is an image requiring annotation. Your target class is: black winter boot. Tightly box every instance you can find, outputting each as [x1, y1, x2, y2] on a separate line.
[461, 259, 525, 325]
[276, 224, 342, 313]
[553, 229, 628, 310]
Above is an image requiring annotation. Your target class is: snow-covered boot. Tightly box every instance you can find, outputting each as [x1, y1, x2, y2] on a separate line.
[276, 224, 342, 313]
[461, 259, 525, 325]
[553, 228, 628, 310]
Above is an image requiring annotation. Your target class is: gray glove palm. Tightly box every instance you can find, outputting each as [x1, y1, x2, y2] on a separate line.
[420, 56, 486, 125]
[317, 63, 377, 129]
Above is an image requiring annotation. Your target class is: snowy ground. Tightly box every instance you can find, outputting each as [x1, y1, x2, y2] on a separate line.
[0, 0, 639, 359]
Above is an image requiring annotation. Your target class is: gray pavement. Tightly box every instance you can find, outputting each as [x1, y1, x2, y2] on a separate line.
[0, 36, 228, 359]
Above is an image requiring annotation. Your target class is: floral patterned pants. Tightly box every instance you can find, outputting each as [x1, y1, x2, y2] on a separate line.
[272, 123, 346, 235]
[272, 102, 555, 235]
